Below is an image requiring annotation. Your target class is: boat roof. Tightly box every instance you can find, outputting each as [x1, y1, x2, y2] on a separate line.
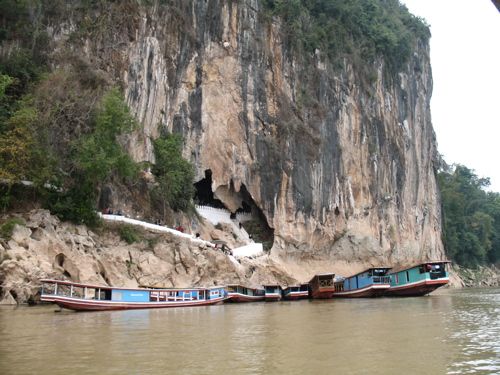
[345, 267, 393, 278]
[388, 261, 451, 274]
[284, 283, 309, 288]
[40, 279, 211, 291]
[309, 273, 335, 283]
[226, 284, 265, 290]
[263, 284, 282, 288]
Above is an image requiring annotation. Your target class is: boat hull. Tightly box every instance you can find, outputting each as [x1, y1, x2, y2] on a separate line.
[386, 279, 449, 297]
[264, 293, 282, 302]
[283, 291, 309, 300]
[41, 295, 225, 311]
[226, 292, 265, 303]
[333, 284, 390, 298]
[310, 288, 335, 299]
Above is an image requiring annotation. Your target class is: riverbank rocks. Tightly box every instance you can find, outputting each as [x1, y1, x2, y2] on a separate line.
[0, 210, 269, 304]
[0, 210, 474, 305]
[457, 265, 500, 287]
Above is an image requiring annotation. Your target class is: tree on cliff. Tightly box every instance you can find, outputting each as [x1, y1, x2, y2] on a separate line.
[438, 165, 500, 266]
[152, 133, 195, 220]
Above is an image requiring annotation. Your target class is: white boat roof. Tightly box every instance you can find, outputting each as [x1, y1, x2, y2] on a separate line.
[40, 279, 220, 292]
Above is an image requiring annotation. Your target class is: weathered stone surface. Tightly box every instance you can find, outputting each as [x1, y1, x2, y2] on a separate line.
[11, 225, 32, 245]
[42, 1, 443, 266]
[0, 2, 451, 304]
[0, 210, 264, 304]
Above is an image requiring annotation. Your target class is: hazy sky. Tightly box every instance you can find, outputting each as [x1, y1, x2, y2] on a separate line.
[401, 0, 500, 191]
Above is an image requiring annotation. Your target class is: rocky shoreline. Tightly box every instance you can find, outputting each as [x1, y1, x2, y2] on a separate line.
[453, 265, 500, 288]
[0, 209, 300, 305]
[1, 210, 497, 305]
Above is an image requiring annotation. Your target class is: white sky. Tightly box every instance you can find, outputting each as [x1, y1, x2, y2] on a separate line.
[401, 0, 500, 191]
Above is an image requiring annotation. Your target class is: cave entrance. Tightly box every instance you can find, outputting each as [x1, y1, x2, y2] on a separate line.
[194, 169, 225, 208]
[194, 170, 274, 251]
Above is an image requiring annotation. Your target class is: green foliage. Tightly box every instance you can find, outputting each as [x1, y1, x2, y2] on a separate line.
[438, 165, 500, 266]
[77, 88, 138, 183]
[45, 88, 139, 225]
[45, 174, 101, 226]
[152, 133, 195, 212]
[118, 225, 140, 244]
[0, 217, 25, 240]
[262, 0, 430, 75]
[0, 74, 12, 101]
[0, 104, 37, 181]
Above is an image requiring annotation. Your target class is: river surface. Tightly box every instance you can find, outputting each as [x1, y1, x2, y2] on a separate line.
[0, 288, 499, 375]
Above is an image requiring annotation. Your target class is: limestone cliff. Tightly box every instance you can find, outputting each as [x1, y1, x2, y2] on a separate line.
[43, 0, 443, 264]
[0, 1, 446, 303]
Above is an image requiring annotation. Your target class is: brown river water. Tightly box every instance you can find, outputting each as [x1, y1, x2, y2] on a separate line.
[0, 288, 499, 375]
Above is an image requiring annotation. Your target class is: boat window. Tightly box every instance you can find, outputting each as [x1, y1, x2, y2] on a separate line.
[102, 290, 112, 300]
[406, 271, 410, 283]
[42, 283, 55, 295]
[373, 269, 388, 277]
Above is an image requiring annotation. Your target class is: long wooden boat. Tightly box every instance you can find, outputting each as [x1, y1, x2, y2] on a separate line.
[282, 284, 309, 300]
[263, 284, 282, 301]
[40, 279, 226, 311]
[309, 273, 336, 299]
[385, 261, 451, 297]
[226, 284, 265, 302]
[333, 268, 391, 298]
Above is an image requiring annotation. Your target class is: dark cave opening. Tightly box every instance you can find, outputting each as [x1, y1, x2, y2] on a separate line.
[194, 169, 225, 208]
[55, 253, 65, 267]
[194, 171, 275, 251]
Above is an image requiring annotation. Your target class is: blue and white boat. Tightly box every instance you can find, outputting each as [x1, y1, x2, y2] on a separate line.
[40, 279, 226, 311]
[386, 261, 450, 296]
[282, 284, 309, 300]
[333, 268, 391, 297]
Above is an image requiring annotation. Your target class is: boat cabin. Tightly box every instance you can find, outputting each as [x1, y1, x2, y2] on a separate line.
[226, 284, 265, 302]
[333, 268, 391, 297]
[263, 284, 282, 301]
[387, 261, 451, 296]
[309, 273, 336, 299]
[282, 284, 309, 300]
[40, 279, 226, 311]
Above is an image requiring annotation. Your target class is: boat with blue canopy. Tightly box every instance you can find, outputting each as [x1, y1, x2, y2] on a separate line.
[333, 268, 391, 297]
[225, 284, 265, 302]
[40, 279, 226, 311]
[282, 284, 309, 300]
[386, 261, 450, 296]
[263, 284, 282, 301]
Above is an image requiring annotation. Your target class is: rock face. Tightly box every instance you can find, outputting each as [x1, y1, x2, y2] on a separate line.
[0, 1, 447, 302]
[1, 210, 292, 304]
[76, 0, 441, 266]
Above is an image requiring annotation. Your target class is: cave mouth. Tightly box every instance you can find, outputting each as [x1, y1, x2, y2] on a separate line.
[194, 170, 275, 251]
[55, 253, 65, 267]
[194, 169, 225, 208]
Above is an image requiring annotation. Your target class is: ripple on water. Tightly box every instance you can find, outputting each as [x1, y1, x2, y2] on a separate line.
[446, 289, 500, 375]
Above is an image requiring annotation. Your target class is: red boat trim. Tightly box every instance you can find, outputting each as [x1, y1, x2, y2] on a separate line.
[264, 293, 282, 301]
[283, 291, 309, 299]
[333, 283, 390, 297]
[41, 294, 225, 311]
[40, 279, 208, 292]
[226, 292, 265, 302]
[389, 278, 449, 291]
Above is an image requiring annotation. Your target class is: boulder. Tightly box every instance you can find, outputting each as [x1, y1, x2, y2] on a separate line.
[11, 225, 32, 245]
